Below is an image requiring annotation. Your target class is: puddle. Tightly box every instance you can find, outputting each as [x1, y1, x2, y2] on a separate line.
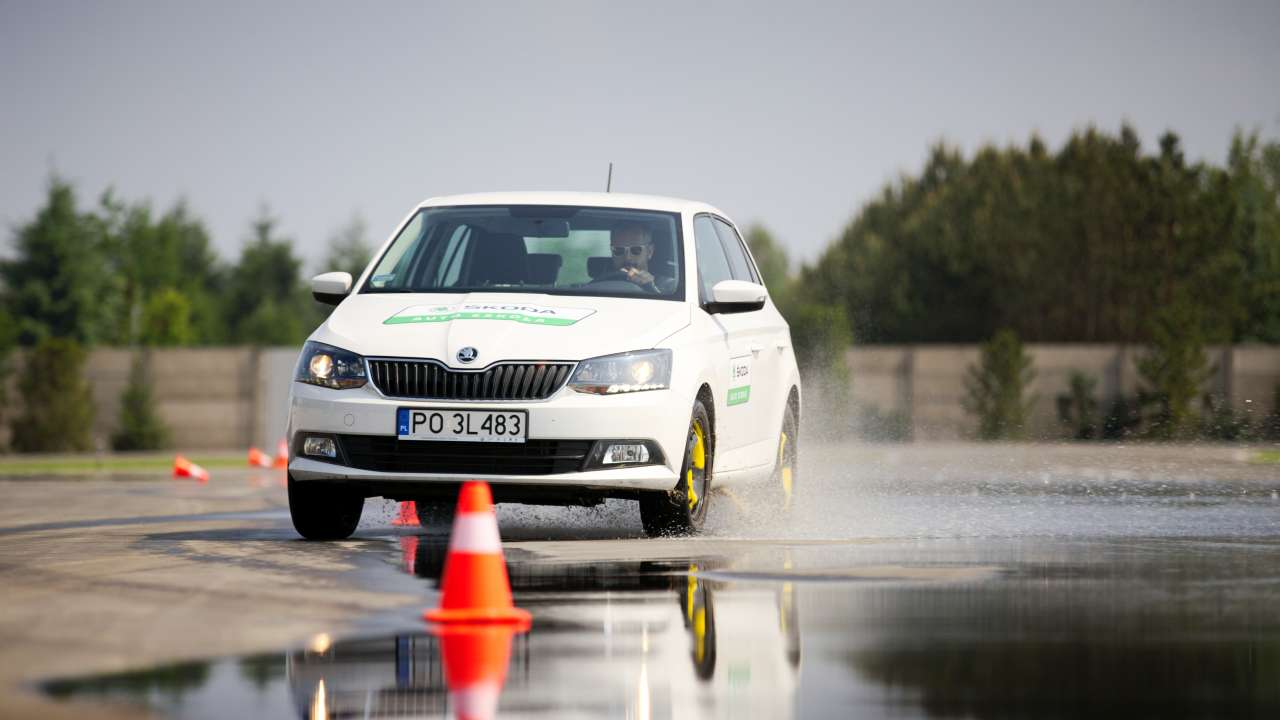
[40, 533, 1280, 718]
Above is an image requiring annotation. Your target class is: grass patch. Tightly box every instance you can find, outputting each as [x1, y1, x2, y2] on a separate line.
[0, 454, 247, 476]
[1253, 450, 1280, 465]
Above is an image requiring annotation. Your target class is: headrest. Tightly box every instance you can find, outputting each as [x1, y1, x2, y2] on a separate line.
[527, 253, 562, 285]
[474, 232, 528, 285]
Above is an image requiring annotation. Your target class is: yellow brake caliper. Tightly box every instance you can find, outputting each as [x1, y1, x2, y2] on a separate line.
[687, 422, 706, 510]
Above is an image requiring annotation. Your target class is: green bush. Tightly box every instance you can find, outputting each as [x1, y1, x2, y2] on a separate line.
[1200, 396, 1253, 441]
[1056, 371, 1099, 439]
[1102, 395, 1142, 440]
[1260, 385, 1280, 442]
[1137, 296, 1212, 439]
[963, 329, 1036, 440]
[112, 352, 169, 451]
[0, 306, 15, 451]
[11, 337, 95, 452]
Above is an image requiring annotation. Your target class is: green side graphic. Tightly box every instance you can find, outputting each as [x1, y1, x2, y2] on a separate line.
[385, 311, 578, 326]
[727, 386, 751, 406]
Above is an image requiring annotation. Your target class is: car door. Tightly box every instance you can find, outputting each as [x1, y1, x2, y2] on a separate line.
[711, 216, 785, 461]
[693, 214, 775, 471]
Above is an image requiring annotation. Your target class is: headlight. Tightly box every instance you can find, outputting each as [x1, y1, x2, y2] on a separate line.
[568, 349, 671, 395]
[295, 341, 367, 389]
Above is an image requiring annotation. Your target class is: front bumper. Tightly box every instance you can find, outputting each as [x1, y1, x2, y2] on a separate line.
[287, 380, 687, 496]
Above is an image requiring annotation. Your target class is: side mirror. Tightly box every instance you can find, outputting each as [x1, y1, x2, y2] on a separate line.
[312, 271, 353, 306]
[706, 279, 767, 314]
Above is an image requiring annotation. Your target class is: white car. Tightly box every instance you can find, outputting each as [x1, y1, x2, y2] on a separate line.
[287, 192, 800, 539]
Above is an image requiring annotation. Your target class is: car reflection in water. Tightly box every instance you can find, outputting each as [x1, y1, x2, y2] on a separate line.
[285, 540, 801, 719]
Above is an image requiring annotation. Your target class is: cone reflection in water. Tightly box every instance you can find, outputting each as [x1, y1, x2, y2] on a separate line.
[274, 438, 289, 468]
[425, 481, 531, 625]
[435, 625, 520, 720]
[400, 535, 419, 575]
[393, 500, 420, 526]
[172, 455, 209, 483]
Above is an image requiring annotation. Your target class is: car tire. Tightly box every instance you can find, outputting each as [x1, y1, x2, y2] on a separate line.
[640, 397, 713, 537]
[414, 499, 457, 534]
[771, 404, 799, 513]
[677, 565, 717, 680]
[288, 474, 364, 540]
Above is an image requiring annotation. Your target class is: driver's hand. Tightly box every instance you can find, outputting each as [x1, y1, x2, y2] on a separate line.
[623, 268, 654, 286]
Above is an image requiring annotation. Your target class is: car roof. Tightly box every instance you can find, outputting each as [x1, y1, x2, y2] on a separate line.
[418, 191, 731, 220]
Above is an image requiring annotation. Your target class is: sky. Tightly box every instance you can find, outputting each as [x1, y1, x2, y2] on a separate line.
[2, 0, 1278, 271]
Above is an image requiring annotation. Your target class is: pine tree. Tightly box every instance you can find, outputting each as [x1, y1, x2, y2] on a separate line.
[111, 351, 170, 451]
[11, 338, 96, 452]
[963, 329, 1036, 440]
[1137, 294, 1212, 439]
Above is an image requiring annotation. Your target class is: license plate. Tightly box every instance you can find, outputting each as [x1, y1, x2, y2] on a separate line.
[396, 408, 527, 443]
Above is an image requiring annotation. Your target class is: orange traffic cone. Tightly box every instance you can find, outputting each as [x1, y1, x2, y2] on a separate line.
[273, 438, 289, 469]
[425, 481, 531, 626]
[247, 447, 273, 468]
[393, 500, 420, 526]
[172, 455, 210, 483]
[434, 624, 520, 720]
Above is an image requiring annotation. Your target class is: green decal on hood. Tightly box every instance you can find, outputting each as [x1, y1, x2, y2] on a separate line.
[385, 303, 595, 327]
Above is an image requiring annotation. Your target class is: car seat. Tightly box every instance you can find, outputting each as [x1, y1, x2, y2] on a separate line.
[527, 253, 563, 285]
[472, 232, 528, 286]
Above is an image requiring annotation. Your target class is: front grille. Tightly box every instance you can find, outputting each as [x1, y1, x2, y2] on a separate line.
[367, 359, 575, 401]
[338, 434, 593, 475]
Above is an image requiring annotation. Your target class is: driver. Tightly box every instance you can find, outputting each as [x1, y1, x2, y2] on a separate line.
[610, 223, 677, 293]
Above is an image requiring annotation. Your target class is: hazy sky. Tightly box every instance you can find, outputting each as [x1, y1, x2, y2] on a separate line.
[2, 0, 1277, 270]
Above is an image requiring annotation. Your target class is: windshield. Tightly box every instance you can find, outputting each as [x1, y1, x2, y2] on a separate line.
[362, 205, 684, 300]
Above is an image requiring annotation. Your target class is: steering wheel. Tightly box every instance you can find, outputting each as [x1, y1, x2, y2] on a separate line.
[589, 270, 633, 283]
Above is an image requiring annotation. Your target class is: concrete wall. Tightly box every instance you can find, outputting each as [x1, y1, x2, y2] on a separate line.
[847, 344, 1280, 440]
[1, 344, 1276, 450]
[0, 346, 299, 452]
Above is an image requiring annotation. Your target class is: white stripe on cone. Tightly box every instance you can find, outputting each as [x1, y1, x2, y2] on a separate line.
[451, 681, 501, 720]
[448, 512, 503, 554]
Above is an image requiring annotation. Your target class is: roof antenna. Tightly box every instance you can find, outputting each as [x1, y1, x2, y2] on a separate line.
[605, 162, 613, 192]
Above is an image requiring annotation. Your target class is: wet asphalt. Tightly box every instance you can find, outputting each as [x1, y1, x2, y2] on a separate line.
[10, 443, 1280, 718]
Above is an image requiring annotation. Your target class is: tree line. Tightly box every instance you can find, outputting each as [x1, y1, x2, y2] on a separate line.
[0, 181, 372, 451]
[1, 124, 1276, 449]
[746, 125, 1279, 440]
[0, 180, 372, 349]
[773, 125, 1279, 346]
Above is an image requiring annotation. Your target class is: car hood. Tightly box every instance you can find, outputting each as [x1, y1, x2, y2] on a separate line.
[314, 292, 690, 366]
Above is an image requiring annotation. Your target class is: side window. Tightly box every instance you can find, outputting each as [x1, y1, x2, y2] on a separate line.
[367, 212, 425, 289]
[712, 218, 759, 283]
[694, 215, 733, 302]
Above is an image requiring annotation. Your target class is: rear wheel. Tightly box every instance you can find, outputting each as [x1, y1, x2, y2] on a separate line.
[640, 398, 712, 536]
[678, 563, 717, 680]
[288, 474, 364, 540]
[772, 404, 799, 512]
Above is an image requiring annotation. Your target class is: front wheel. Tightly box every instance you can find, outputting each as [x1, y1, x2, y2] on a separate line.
[288, 474, 364, 540]
[640, 398, 713, 536]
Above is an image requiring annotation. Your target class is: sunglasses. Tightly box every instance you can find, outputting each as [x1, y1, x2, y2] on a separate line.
[610, 245, 649, 257]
